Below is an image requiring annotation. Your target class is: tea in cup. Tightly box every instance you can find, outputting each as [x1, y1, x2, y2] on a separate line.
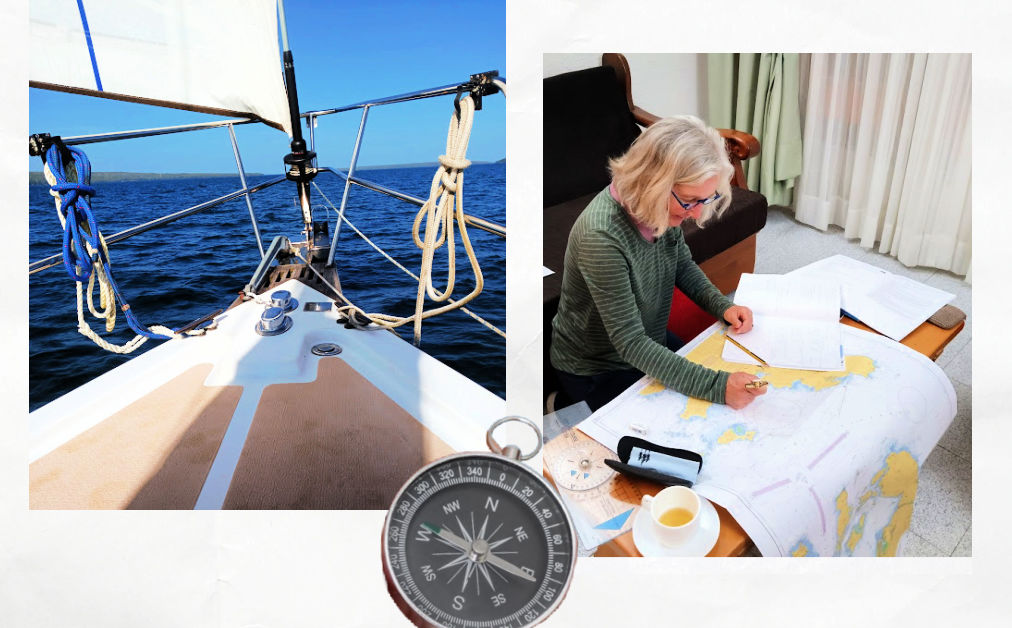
[640, 485, 701, 547]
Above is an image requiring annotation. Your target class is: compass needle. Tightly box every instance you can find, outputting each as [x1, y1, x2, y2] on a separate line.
[485, 553, 536, 583]
[434, 535, 463, 552]
[486, 563, 510, 582]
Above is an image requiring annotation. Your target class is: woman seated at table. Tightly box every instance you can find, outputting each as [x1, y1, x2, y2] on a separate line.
[551, 115, 766, 412]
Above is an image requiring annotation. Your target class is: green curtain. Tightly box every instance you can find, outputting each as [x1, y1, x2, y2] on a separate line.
[707, 53, 803, 207]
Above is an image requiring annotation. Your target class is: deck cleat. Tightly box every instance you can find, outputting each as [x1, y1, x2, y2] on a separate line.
[270, 289, 299, 312]
[256, 305, 293, 336]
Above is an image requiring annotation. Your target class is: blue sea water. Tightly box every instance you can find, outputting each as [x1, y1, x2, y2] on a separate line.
[28, 163, 505, 411]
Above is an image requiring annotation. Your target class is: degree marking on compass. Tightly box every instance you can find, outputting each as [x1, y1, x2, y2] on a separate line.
[547, 576, 562, 584]
[512, 477, 519, 489]
[546, 523, 561, 529]
[531, 496, 544, 507]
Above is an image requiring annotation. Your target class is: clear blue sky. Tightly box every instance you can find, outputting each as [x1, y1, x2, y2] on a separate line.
[28, 0, 505, 174]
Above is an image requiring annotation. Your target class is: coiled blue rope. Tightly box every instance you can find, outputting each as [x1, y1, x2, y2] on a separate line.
[45, 143, 170, 340]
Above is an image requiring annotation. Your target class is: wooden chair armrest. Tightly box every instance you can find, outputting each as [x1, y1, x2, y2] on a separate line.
[718, 128, 760, 190]
[632, 106, 661, 127]
[718, 128, 760, 160]
[603, 53, 662, 128]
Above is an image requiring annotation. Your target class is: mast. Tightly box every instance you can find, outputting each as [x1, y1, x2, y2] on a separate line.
[277, 0, 319, 253]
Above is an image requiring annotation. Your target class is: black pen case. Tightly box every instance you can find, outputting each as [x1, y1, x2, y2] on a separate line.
[604, 435, 703, 487]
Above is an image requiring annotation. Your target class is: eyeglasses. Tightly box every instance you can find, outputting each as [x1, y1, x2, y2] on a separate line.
[671, 190, 721, 211]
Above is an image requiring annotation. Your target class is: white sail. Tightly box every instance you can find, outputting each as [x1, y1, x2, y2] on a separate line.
[30, 0, 293, 136]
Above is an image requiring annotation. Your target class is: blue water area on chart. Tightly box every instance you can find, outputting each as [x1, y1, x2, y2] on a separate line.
[28, 163, 505, 411]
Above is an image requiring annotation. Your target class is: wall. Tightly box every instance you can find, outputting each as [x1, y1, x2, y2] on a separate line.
[543, 53, 708, 120]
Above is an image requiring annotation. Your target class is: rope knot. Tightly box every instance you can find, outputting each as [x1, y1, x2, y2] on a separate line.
[41, 142, 178, 353]
[51, 181, 97, 197]
[438, 154, 471, 171]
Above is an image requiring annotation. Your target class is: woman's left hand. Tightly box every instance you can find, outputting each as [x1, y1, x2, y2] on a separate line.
[723, 305, 754, 334]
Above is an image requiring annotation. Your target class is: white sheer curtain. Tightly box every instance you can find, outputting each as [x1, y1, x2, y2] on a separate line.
[795, 54, 971, 279]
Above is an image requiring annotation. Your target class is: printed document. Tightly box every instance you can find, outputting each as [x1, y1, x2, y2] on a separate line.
[788, 255, 954, 341]
[723, 273, 844, 371]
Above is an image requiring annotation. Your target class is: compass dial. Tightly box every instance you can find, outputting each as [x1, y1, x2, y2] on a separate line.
[550, 446, 617, 491]
[383, 453, 576, 628]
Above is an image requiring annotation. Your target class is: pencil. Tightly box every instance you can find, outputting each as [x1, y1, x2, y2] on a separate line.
[745, 380, 769, 390]
[723, 331, 771, 367]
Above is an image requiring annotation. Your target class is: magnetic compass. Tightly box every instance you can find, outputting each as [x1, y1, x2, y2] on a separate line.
[382, 417, 577, 628]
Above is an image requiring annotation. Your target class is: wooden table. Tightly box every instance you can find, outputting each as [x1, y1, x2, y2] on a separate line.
[568, 314, 965, 558]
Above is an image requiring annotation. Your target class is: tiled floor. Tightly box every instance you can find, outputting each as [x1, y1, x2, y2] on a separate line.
[754, 205, 972, 557]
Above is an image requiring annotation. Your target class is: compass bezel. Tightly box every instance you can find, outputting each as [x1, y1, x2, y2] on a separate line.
[382, 451, 577, 628]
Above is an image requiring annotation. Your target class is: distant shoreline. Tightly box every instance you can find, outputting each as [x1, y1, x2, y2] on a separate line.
[28, 159, 505, 185]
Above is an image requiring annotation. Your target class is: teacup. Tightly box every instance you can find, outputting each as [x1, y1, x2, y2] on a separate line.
[640, 485, 701, 547]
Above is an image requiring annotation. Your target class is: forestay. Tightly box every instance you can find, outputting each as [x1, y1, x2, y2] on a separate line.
[29, 0, 292, 136]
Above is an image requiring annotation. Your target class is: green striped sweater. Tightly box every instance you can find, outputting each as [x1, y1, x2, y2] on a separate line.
[550, 188, 734, 404]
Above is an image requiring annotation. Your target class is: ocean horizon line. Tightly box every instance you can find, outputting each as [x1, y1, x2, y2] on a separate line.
[28, 158, 505, 184]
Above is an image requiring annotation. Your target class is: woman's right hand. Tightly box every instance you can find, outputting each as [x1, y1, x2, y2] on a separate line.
[725, 372, 767, 410]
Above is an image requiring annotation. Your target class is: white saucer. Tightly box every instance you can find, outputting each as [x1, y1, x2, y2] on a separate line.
[632, 496, 721, 557]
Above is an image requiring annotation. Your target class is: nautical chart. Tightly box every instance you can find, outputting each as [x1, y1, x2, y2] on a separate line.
[577, 322, 957, 557]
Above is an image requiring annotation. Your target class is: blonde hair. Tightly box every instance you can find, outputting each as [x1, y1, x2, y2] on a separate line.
[609, 115, 733, 237]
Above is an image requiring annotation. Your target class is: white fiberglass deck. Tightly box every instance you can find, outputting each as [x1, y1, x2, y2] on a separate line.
[28, 279, 520, 509]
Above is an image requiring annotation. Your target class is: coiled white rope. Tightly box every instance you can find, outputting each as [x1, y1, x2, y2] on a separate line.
[409, 94, 484, 343]
[286, 94, 500, 344]
[310, 181, 504, 338]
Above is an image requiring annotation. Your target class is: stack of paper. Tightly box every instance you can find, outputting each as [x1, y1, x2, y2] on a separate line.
[723, 273, 845, 371]
[788, 255, 954, 341]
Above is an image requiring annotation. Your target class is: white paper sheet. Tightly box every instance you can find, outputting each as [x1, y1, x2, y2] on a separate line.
[723, 273, 843, 371]
[789, 255, 954, 340]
